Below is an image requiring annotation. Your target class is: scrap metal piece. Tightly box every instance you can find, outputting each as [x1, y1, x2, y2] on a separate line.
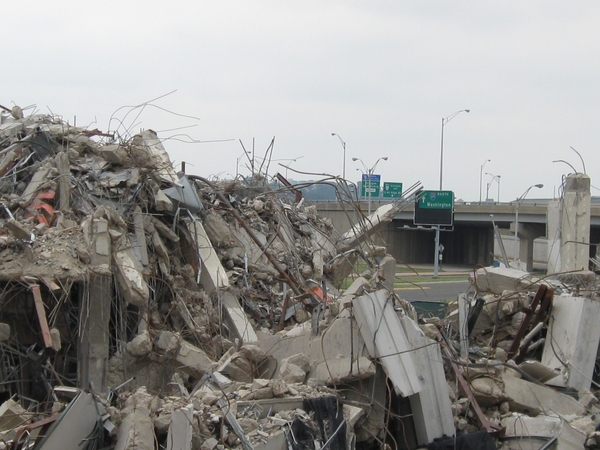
[276, 172, 302, 203]
[507, 284, 553, 363]
[202, 374, 254, 450]
[437, 332, 504, 437]
[28, 283, 53, 348]
[162, 175, 204, 215]
[12, 416, 58, 450]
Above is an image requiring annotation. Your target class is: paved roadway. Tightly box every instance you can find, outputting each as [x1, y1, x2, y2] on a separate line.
[395, 279, 471, 303]
[393, 265, 473, 303]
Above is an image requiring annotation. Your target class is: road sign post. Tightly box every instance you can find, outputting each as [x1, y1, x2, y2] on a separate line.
[361, 174, 381, 215]
[413, 190, 454, 279]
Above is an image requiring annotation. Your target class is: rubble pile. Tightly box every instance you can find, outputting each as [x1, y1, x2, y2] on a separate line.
[434, 266, 600, 449]
[2, 103, 600, 449]
[0, 105, 406, 449]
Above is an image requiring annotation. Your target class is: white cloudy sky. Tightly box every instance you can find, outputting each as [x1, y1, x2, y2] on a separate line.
[3, 1, 600, 202]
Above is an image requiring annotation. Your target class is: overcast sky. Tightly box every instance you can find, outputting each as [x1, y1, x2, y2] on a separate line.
[4, 1, 600, 202]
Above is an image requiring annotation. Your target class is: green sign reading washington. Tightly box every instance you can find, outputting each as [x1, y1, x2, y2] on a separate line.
[419, 190, 453, 209]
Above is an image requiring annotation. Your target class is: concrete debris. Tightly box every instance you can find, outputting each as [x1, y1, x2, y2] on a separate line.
[500, 413, 587, 449]
[3, 103, 600, 449]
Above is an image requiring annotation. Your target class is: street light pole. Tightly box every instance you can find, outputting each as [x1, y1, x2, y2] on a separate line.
[497, 175, 501, 202]
[485, 173, 501, 201]
[513, 183, 543, 269]
[331, 133, 346, 179]
[352, 156, 388, 215]
[435, 109, 470, 278]
[439, 109, 470, 190]
[479, 159, 491, 202]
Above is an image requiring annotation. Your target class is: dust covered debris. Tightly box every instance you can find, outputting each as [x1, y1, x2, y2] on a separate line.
[7, 103, 600, 449]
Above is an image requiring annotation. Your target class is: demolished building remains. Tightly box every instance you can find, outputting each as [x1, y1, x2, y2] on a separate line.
[1, 104, 600, 449]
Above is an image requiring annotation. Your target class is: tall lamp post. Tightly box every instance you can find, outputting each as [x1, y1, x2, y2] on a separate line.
[439, 109, 470, 190]
[485, 172, 501, 201]
[513, 183, 543, 268]
[331, 133, 346, 179]
[479, 159, 491, 202]
[435, 109, 470, 278]
[353, 156, 388, 215]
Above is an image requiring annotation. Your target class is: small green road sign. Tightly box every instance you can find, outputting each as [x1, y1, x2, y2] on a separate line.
[383, 182, 403, 198]
[419, 190, 453, 209]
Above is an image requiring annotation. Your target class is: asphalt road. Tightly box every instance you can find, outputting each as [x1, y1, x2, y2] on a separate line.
[395, 279, 471, 303]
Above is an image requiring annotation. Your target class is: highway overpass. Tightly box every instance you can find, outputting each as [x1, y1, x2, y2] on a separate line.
[315, 199, 600, 269]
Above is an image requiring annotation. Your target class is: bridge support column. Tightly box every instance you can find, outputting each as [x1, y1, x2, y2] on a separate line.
[516, 223, 544, 272]
[561, 174, 591, 272]
[547, 173, 591, 273]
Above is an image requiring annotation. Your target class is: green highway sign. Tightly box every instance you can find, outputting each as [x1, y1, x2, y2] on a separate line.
[414, 190, 454, 226]
[360, 174, 381, 197]
[419, 190, 453, 209]
[383, 182, 403, 198]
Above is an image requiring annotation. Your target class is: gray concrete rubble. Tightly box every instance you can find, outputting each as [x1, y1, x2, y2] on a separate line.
[3, 104, 600, 449]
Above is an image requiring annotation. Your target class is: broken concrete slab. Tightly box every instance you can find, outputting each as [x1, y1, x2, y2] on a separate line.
[518, 360, 557, 384]
[0, 399, 33, 442]
[0, 121, 23, 139]
[35, 391, 101, 450]
[84, 216, 110, 261]
[115, 412, 154, 450]
[127, 331, 152, 357]
[308, 356, 375, 386]
[474, 266, 540, 295]
[166, 404, 194, 450]
[20, 162, 53, 207]
[113, 243, 149, 307]
[280, 353, 310, 384]
[130, 129, 179, 185]
[155, 331, 215, 379]
[4, 218, 32, 241]
[352, 289, 422, 397]
[500, 413, 586, 450]
[237, 397, 305, 420]
[541, 294, 600, 392]
[341, 203, 396, 247]
[398, 315, 455, 445]
[186, 218, 230, 293]
[502, 373, 586, 417]
[220, 290, 258, 345]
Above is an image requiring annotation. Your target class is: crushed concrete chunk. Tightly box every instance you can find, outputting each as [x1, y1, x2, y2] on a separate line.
[4, 218, 31, 240]
[127, 331, 152, 357]
[501, 413, 586, 449]
[115, 412, 154, 450]
[309, 356, 375, 386]
[167, 404, 193, 450]
[155, 331, 214, 378]
[0, 399, 33, 441]
[280, 353, 310, 384]
[474, 266, 539, 294]
[502, 373, 586, 416]
[113, 245, 149, 306]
